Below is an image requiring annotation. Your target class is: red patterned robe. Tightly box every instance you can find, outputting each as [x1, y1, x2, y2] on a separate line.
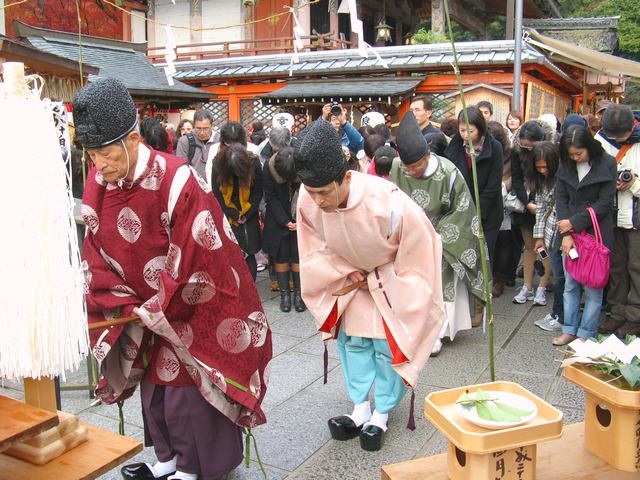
[82, 144, 271, 428]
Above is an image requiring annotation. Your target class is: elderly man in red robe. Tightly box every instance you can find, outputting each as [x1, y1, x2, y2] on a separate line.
[75, 78, 272, 480]
[295, 120, 445, 451]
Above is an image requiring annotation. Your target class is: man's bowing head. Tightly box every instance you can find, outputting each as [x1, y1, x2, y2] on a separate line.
[294, 119, 352, 212]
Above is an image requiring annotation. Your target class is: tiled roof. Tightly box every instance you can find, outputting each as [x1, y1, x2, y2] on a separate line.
[168, 40, 566, 83]
[259, 78, 423, 104]
[14, 22, 211, 102]
[523, 16, 621, 30]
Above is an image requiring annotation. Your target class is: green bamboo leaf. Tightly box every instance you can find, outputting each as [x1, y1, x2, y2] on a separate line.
[457, 392, 475, 409]
[620, 364, 640, 388]
[476, 401, 492, 421]
[494, 401, 533, 418]
[475, 388, 490, 400]
[485, 402, 521, 422]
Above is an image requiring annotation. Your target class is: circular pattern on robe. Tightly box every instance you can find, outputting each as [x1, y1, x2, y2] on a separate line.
[192, 211, 223, 250]
[451, 261, 467, 280]
[124, 368, 144, 389]
[95, 171, 107, 186]
[209, 367, 227, 393]
[231, 267, 240, 289]
[156, 346, 181, 382]
[143, 256, 167, 290]
[143, 296, 163, 314]
[461, 248, 477, 268]
[444, 281, 455, 302]
[117, 207, 142, 243]
[140, 156, 166, 190]
[160, 212, 170, 237]
[440, 224, 460, 244]
[110, 284, 136, 297]
[262, 360, 272, 387]
[186, 364, 202, 388]
[249, 369, 261, 398]
[172, 322, 194, 349]
[92, 342, 111, 362]
[248, 311, 268, 347]
[100, 249, 125, 279]
[471, 270, 484, 292]
[82, 262, 92, 294]
[82, 204, 100, 234]
[120, 333, 139, 361]
[432, 168, 446, 182]
[456, 192, 470, 212]
[222, 216, 238, 244]
[181, 271, 216, 305]
[410, 189, 431, 210]
[165, 244, 182, 279]
[471, 216, 480, 237]
[216, 317, 251, 354]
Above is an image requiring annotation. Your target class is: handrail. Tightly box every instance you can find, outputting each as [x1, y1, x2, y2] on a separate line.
[147, 33, 352, 63]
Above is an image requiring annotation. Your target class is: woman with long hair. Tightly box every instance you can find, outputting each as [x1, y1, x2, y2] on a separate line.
[552, 125, 616, 345]
[529, 142, 564, 331]
[510, 120, 554, 306]
[211, 143, 263, 279]
[262, 147, 306, 312]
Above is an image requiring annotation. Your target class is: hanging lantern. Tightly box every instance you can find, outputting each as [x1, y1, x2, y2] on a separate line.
[375, 20, 393, 43]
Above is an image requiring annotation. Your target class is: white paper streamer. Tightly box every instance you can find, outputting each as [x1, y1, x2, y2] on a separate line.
[0, 70, 88, 381]
[164, 25, 178, 86]
[347, 0, 388, 68]
[288, 7, 307, 76]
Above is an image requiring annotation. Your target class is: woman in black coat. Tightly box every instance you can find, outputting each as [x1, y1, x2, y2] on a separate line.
[211, 143, 263, 280]
[444, 105, 504, 260]
[262, 147, 305, 312]
[552, 125, 616, 346]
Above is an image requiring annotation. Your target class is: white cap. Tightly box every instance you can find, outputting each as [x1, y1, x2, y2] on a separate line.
[272, 112, 295, 131]
[361, 111, 386, 128]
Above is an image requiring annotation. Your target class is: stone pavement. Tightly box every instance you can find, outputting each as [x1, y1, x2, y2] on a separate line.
[0, 274, 585, 480]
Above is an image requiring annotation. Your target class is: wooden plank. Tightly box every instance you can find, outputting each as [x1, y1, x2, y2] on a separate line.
[0, 423, 142, 480]
[0, 395, 59, 453]
[23, 377, 58, 412]
[381, 422, 639, 480]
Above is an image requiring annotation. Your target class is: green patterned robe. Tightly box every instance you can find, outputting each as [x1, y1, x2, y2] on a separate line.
[390, 156, 487, 302]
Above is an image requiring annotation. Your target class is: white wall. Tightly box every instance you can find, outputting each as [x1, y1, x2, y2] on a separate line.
[131, 9, 147, 43]
[153, 0, 243, 50]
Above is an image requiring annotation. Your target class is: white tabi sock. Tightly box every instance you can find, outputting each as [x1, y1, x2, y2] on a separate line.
[346, 400, 371, 426]
[167, 471, 198, 480]
[364, 410, 389, 432]
[146, 455, 177, 477]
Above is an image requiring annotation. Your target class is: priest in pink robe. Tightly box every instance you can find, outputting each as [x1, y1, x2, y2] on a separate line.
[294, 120, 445, 451]
[75, 78, 272, 480]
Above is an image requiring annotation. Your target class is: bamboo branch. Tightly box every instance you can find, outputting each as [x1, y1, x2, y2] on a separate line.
[88, 315, 139, 331]
[443, 0, 496, 381]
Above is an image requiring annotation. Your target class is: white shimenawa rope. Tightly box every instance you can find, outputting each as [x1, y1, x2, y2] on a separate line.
[0, 72, 89, 382]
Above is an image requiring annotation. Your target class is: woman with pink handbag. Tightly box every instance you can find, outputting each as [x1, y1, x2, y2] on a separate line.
[553, 125, 617, 346]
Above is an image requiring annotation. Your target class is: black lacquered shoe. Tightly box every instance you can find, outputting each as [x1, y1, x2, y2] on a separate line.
[328, 415, 361, 440]
[120, 463, 173, 480]
[359, 425, 384, 451]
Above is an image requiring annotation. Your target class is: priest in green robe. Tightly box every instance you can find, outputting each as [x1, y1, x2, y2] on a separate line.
[390, 112, 488, 355]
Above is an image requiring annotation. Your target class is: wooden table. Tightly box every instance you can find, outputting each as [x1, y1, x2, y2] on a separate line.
[0, 395, 59, 453]
[381, 422, 639, 480]
[0, 423, 142, 479]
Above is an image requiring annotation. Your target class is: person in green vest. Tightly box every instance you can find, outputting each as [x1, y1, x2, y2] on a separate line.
[390, 111, 488, 356]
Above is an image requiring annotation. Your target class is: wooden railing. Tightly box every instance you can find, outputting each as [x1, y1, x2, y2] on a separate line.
[147, 33, 352, 63]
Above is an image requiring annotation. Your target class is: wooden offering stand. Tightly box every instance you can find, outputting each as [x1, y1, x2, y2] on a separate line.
[564, 364, 640, 472]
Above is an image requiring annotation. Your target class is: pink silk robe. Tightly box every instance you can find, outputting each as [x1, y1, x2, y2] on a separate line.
[297, 172, 445, 387]
[82, 145, 271, 428]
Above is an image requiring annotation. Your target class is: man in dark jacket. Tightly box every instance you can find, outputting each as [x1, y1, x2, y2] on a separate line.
[175, 109, 218, 179]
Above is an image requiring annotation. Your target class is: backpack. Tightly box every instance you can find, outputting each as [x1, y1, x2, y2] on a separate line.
[186, 133, 197, 163]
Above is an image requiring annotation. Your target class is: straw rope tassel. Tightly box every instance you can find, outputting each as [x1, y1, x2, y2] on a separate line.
[0, 64, 88, 382]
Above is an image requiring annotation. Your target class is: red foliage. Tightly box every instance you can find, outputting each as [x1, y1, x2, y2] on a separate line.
[5, 0, 123, 39]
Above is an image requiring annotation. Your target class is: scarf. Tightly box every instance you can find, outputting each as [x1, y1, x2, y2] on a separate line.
[219, 180, 251, 226]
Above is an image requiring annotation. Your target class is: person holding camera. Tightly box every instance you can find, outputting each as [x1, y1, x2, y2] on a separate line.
[322, 102, 364, 156]
[596, 104, 640, 337]
[553, 125, 616, 346]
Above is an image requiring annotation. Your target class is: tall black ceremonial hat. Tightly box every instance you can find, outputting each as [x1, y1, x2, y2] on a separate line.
[73, 78, 138, 148]
[294, 120, 346, 187]
[396, 111, 429, 165]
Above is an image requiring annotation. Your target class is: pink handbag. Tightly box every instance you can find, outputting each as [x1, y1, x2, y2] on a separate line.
[564, 207, 610, 289]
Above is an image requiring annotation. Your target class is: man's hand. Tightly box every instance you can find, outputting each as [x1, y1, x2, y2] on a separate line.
[287, 221, 297, 231]
[347, 271, 368, 290]
[617, 173, 635, 191]
[557, 219, 573, 235]
[322, 104, 331, 120]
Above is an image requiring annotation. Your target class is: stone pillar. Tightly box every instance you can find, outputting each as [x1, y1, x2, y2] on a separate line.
[431, 0, 445, 34]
